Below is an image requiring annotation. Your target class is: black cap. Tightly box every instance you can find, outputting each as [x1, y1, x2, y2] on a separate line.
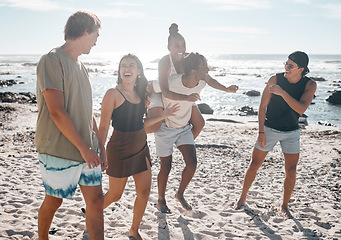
[288, 51, 309, 73]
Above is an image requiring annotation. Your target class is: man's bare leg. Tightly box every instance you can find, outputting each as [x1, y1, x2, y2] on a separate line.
[38, 194, 63, 240]
[157, 156, 172, 213]
[281, 153, 299, 219]
[80, 185, 104, 240]
[176, 144, 197, 211]
[235, 148, 268, 210]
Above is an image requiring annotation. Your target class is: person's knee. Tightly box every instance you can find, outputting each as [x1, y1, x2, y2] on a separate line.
[248, 159, 262, 171]
[186, 157, 197, 171]
[43, 195, 63, 212]
[137, 185, 151, 199]
[106, 190, 123, 203]
[86, 191, 104, 209]
[160, 159, 172, 174]
[285, 165, 297, 177]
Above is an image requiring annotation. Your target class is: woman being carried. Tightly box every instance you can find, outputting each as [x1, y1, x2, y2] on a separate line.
[146, 23, 239, 139]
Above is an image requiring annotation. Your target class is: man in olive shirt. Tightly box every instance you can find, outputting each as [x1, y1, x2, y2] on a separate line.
[36, 11, 106, 240]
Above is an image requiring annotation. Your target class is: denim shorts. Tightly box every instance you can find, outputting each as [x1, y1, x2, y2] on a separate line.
[255, 126, 301, 154]
[155, 122, 194, 157]
[39, 154, 102, 198]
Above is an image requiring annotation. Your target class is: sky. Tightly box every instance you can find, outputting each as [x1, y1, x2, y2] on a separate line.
[1, 0, 341, 56]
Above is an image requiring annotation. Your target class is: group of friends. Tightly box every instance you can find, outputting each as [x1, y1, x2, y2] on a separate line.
[35, 11, 317, 240]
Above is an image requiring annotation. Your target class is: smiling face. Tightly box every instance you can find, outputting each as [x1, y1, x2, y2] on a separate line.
[118, 57, 141, 85]
[283, 58, 304, 79]
[197, 58, 209, 80]
[168, 36, 186, 62]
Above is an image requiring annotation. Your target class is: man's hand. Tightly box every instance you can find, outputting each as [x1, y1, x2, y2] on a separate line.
[257, 133, 266, 149]
[266, 82, 284, 96]
[227, 85, 239, 93]
[80, 147, 101, 169]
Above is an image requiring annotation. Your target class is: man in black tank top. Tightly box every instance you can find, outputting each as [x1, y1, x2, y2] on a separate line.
[235, 51, 317, 219]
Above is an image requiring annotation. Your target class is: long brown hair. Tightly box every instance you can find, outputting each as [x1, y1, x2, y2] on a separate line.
[117, 54, 148, 106]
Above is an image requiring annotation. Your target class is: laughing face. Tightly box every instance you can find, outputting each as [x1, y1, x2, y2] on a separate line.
[283, 59, 303, 79]
[119, 57, 141, 85]
[168, 37, 186, 62]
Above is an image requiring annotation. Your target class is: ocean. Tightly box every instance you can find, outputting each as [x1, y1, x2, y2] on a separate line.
[1, 53, 340, 127]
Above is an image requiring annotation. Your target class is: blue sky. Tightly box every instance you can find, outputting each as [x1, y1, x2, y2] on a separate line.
[1, 0, 341, 55]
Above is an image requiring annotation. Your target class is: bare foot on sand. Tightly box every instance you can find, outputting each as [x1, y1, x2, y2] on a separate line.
[235, 198, 246, 210]
[128, 229, 142, 240]
[156, 199, 171, 213]
[281, 206, 294, 219]
[175, 193, 192, 211]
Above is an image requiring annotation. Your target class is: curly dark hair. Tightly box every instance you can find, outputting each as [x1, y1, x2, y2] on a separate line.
[168, 23, 185, 46]
[183, 52, 207, 75]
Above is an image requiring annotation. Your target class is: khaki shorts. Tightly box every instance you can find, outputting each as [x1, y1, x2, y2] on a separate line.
[155, 122, 194, 157]
[255, 126, 301, 154]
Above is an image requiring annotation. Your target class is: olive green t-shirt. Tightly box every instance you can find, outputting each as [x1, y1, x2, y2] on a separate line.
[35, 47, 98, 163]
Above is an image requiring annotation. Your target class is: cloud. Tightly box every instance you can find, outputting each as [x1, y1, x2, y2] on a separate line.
[0, 0, 60, 11]
[198, 0, 271, 11]
[109, 2, 143, 7]
[202, 26, 268, 35]
[290, 0, 311, 4]
[321, 3, 341, 19]
[96, 8, 146, 19]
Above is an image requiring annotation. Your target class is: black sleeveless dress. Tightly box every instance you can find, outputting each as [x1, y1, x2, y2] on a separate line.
[106, 89, 151, 178]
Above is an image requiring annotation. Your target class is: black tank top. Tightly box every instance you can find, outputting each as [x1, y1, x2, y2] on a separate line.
[264, 73, 310, 131]
[111, 89, 145, 132]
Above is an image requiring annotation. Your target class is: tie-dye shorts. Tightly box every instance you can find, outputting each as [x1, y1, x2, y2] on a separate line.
[38, 154, 102, 198]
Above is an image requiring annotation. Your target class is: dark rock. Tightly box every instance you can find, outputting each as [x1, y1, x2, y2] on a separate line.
[207, 118, 243, 124]
[326, 91, 341, 105]
[244, 90, 260, 96]
[197, 103, 214, 114]
[318, 121, 336, 127]
[0, 79, 17, 87]
[310, 77, 327, 81]
[0, 105, 15, 112]
[238, 106, 257, 116]
[22, 62, 37, 67]
[0, 92, 36, 104]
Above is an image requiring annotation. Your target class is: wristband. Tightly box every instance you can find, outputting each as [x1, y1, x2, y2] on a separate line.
[259, 132, 265, 134]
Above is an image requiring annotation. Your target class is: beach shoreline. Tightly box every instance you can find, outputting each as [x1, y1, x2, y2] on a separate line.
[0, 102, 340, 239]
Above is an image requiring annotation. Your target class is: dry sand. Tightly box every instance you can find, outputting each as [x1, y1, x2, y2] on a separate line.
[0, 102, 340, 239]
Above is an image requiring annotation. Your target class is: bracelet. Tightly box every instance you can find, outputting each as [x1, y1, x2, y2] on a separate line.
[259, 132, 265, 134]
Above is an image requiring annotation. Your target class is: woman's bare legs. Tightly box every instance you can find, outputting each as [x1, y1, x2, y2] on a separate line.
[190, 105, 205, 140]
[129, 159, 152, 240]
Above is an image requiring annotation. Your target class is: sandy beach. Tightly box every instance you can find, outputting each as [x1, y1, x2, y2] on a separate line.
[0, 102, 340, 239]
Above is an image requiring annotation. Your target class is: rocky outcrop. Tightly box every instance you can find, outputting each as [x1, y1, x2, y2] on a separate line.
[0, 92, 36, 104]
[198, 103, 214, 114]
[238, 106, 257, 116]
[0, 79, 17, 87]
[326, 91, 341, 105]
[244, 90, 260, 96]
[310, 77, 327, 82]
